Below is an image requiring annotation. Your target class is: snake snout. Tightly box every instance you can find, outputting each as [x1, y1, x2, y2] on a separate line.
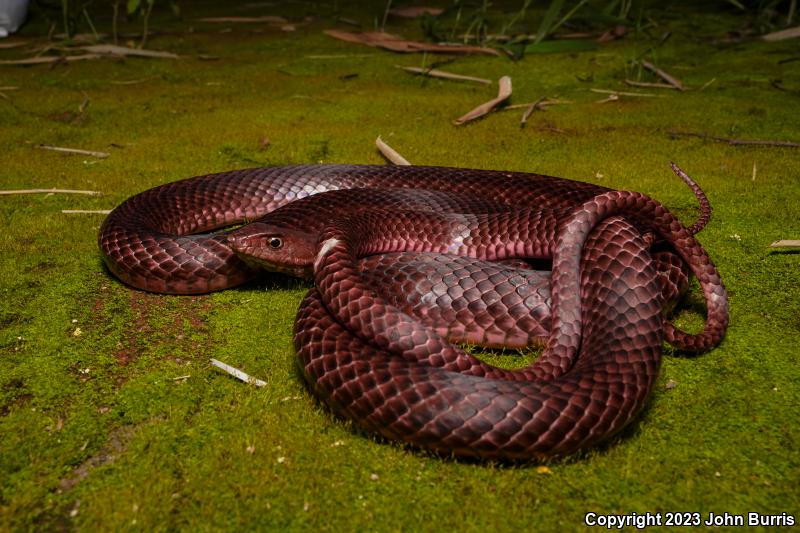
[226, 223, 317, 279]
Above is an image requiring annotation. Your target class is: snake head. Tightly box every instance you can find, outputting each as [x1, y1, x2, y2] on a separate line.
[226, 222, 316, 279]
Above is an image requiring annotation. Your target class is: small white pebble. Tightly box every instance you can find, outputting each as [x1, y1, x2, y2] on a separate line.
[715, 471, 721, 477]
[330, 440, 344, 447]
[595, 172, 604, 179]
[71, 319, 78, 324]
[303, 502, 309, 511]
[69, 509, 78, 517]
[369, 473, 379, 481]
[277, 456, 286, 464]
[246, 445, 255, 454]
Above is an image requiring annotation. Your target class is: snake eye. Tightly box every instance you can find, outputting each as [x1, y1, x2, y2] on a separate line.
[268, 237, 283, 249]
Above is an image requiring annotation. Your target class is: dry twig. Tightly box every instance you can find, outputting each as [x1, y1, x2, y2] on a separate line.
[624, 79, 677, 89]
[0, 189, 101, 196]
[81, 44, 178, 59]
[61, 209, 112, 214]
[196, 16, 288, 23]
[520, 97, 546, 127]
[504, 99, 572, 110]
[0, 41, 28, 49]
[769, 240, 800, 248]
[376, 136, 411, 165]
[453, 76, 512, 125]
[210, 358, 266, 387]
[38, 145, 110, 158]
[325, 30, 499, 56]
[0, 54, 101, 65]
[397, 65, 491, 85]
[668, 130, 800, 148]
[590, 88, 663, 98]
[110, 77, 156, 85]
[595, 94, 619, 104]
[641, 60, 684, 90]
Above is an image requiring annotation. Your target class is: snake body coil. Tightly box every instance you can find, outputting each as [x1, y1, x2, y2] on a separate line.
[99, 164, 728, 459]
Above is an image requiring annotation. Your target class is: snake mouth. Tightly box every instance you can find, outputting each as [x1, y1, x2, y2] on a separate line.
[226, 226, 315, 279]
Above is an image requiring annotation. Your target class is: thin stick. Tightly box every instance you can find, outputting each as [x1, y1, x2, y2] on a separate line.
[752, 161, 757, 182]
[397, 65, 491, 85]
[624, 79, 677, 89]
[668, 130, 800, 148]
[504, 99, 572, 110]
[641, 60, 684, 90]
[590, 88, 663, 97]
[520, 97, 545, 127]
[79, 92, 90, 113]
[61, 209, 112, 214]
[38, 145, 110, 158]
[770, 240, 800, 248]
[0, 54, 102, 65]
[376, 136, 411, 165]
[110, 77, 155, 85]
[210, 358, 266, 387]
[595, 94, 619, 104]
[699, 78, 717, 91]
[0, 188, 101, 196]
[305, 54, 374, 59]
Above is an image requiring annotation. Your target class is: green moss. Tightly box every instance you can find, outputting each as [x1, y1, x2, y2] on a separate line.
[1, 1, 798, 531]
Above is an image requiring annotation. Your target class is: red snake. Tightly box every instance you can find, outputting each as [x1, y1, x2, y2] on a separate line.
[99, 164, 728, 459]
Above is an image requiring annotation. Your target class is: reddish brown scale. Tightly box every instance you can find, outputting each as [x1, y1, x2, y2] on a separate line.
[100, 165, 611, 294]
[305, 190, 726, 457]
[99, 163, 710, 294]
[99, 163, 725, 459]
[295, 216, 664, 459]
[357, 254, 552, 348]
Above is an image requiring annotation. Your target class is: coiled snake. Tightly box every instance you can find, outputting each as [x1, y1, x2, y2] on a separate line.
[99, 164, 728, 459]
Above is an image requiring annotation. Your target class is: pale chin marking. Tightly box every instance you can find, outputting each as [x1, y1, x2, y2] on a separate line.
[314, 238, 341, 271]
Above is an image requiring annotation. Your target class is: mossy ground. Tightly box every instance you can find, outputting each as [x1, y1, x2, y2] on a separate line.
[1, 1, 798, 531]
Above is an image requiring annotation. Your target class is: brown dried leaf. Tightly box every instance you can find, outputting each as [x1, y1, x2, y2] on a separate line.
[195, 16, 288, 24]
[0, 40, 28, 49]
[596, 25, 628, 43]
[762, 25, 800, 42]
[324, 30, 499, 56]
[81, 44, 178, 59]
[388, 7, 444, 18]
[453, 76, 512, 125]
[0, 54, 101, 65]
